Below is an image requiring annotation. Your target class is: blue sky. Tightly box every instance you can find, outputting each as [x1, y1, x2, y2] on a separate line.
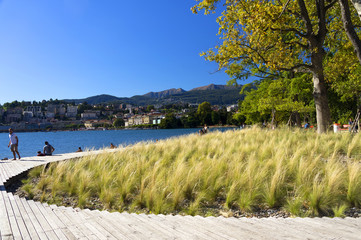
[0, 0, 236, 104]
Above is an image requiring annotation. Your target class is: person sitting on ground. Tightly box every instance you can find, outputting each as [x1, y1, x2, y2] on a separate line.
[43, 141, 55, 156]
[110, 143, 116, 149]
[37, 151, 45, 156]
[76, 147, 83, 152]
[304, 122, 310, 129]
[203, 124, 208, 134]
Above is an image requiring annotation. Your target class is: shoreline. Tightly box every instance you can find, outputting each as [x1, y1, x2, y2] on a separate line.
[0, 125, 239, 133]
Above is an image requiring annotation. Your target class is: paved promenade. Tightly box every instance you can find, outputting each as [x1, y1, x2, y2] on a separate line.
[0, 150, 360, 239]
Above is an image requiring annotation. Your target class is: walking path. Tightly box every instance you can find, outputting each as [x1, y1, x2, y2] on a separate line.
[0, 150, 360, 239]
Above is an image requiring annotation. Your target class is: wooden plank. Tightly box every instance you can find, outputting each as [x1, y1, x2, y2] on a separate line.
[156, 214, 217, 240]
[292, 217, 361, 240]
[41, 203, 77, 240]
[115, 212, 169, 239]
[0, 185, 22, 239]
[7, 193, 31, 239]
[3, 161, 17, 179]
[180, 215, 239, 240]
[82, 209, 130, 240]
[34, 202, 69, 240]
[245, 217, 313, 240]
[274, 217, 350, 239]
[99, 211, 150, 239]
[0, 162, 11, 183]
[9, 162, 22, 177]
[19, 198, 49, 240]
[190, 216, 243, 240]
[13, 195, 40, 240]
[321, 217, 361, 231]
[0, 164, 8, 183]
[0, 185, 13, 239]
[131, 213, 191, 239]
[220, 216, 286, 239]
[73, 208, 119, 240]
[103, 211, 165, 240]
[26, 200, 59, 239]
[48, 205, 88, 240]
[60, 206, 104, 240]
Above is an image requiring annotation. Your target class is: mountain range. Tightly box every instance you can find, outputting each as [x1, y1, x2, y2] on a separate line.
[63, 84, 244, 106]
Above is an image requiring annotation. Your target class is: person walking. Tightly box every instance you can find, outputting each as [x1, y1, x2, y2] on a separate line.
[43, 141, 55, 156]
[8, 128, 21, 160]
[349, 118, 353, 132]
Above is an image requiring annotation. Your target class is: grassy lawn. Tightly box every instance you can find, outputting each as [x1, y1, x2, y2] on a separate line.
[21, 127, 361, 217]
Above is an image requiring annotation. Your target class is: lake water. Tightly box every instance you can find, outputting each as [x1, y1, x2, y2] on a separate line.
[0, 128, 235, 158]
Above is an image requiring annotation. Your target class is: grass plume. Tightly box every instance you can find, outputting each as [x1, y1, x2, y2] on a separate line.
[22, 126, 361, 217]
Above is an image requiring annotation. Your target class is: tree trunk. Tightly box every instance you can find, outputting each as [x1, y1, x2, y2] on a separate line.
[351, 0, 361, 19]
[312, 73, 331, 133]
[271, 108, 276, 129]
[339, 0, 361, 64]
[296, 112, 301, 127]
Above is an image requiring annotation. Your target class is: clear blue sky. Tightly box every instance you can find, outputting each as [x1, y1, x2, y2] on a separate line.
[0, 0, 238, 105]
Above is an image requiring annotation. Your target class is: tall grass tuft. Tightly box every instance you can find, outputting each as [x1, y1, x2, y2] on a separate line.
[20, 126, 361, 217]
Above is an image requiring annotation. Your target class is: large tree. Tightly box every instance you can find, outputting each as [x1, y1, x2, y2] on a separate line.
[240, 75, 314, 125]
[197, 101, 213, 125]
[193, 0, 348, 133]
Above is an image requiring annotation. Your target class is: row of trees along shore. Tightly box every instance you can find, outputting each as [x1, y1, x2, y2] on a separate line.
[193, 0, 361, 133]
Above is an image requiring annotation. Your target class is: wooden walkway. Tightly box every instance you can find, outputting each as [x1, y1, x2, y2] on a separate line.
[0, 151, 361, 239]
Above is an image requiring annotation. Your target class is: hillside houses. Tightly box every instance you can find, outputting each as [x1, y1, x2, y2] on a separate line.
[125, 113, 164, 127]
[0, 103, 168, 131]
[0, 100, 239, 132]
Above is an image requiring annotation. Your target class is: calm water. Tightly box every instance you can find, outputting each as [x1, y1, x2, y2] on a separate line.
[0, 128, 235, 158]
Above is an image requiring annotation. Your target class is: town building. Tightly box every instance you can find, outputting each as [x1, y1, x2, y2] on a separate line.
[81, 112, 98, 120]
[227, 104, 238, 112]
[5, 107, 23, 123]
[47, 104, 66, 117]
[25, 106, 42, 117]
[66, 106, 78, 118]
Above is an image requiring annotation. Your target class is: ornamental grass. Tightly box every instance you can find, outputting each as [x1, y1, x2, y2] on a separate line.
[23, 126, 361, 217]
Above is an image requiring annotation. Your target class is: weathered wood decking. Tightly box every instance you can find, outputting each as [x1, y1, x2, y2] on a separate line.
[0, 151, 360, 239]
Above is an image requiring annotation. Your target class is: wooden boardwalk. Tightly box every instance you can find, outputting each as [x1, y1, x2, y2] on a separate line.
[0, 151, 360, 239]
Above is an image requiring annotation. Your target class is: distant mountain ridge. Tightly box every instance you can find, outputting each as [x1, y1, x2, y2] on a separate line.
[63, 84, 243, 105]
[190, 84, 237, 91]
[143, 88, 186, 98]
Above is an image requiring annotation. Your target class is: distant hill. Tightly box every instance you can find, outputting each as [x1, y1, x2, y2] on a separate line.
[143, 88, 186, 98]
[63, 84, 243, 106]
[162, 88, 244, 105]
[189, 84, 237, 91]
[63, 94, 122, 105]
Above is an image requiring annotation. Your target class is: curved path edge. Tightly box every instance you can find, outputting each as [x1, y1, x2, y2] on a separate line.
[0, 150, 360, 240]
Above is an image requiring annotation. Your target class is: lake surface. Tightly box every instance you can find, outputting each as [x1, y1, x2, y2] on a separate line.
[0, 128, 235, 158]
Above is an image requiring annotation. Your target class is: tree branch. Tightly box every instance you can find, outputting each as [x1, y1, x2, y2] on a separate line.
[279, 64, 312, 73]
[325, 0, 338, 10]
[297, 0, 313, 36]
[284, 41, 309, 50]
[270, 27, 307, 38]
[277, 0, 291, 19]
[339, 0, 361, 64]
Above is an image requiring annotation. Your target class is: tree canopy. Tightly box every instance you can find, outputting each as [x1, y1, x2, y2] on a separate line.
[193, 0, 361, 132]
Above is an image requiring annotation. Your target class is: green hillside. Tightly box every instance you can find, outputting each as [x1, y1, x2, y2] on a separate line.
[63, 85, 243, 106]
